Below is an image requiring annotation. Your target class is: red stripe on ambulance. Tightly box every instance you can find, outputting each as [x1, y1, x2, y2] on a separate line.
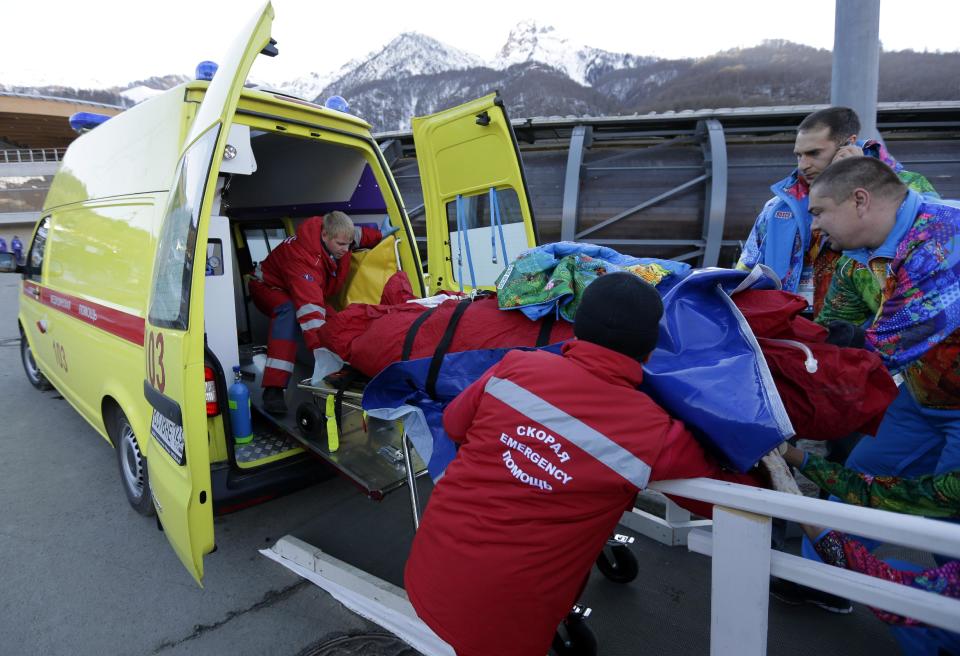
[23, 283, 146, 346]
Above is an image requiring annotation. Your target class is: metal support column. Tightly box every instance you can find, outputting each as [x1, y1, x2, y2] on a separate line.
[831, 0, 881, 141]
[560, 125, 593, 242]
[698, 119, 728, 268]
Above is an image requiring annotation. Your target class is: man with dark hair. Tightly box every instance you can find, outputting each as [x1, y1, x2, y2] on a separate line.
[808, 155, 960, 494]
[796, 106, 861, 144]
[404, 272, 757, 656]
[737, 106, 937, 316]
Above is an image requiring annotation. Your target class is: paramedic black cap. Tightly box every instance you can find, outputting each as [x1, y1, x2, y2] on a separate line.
[574, 272, 663, 360]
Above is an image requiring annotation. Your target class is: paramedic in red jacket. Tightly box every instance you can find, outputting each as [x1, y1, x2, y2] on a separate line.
[248, 211, 383, 415]
[404, 272, 754, 656]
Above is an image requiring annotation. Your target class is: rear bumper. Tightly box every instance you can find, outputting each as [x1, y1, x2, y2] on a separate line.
[211, 454, 331, 514]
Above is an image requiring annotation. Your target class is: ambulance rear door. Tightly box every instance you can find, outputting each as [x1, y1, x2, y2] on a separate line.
[143, 1, 275, 584]
[412, 92, 537, 293]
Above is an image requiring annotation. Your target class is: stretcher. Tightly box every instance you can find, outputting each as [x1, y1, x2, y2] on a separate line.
[292, 373, 428, 519]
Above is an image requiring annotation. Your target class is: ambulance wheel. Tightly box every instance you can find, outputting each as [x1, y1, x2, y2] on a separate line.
[113, 409, 155, 517]
[551, 618, 598, 656]
[596, 543, 638, 583]
[296, 402, 326, 442]
[20, 332, 52, 390]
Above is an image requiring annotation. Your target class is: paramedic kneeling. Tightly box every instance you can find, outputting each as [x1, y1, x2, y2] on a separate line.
[248, 211, 389, 415]
[404, 272, 754, 656]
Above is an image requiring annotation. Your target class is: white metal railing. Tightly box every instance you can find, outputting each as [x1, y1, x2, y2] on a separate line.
[1, 148, 67, 164]
[647, 477, 960, 656]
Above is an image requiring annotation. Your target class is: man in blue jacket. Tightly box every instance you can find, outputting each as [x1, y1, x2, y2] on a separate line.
[736, 106, 937, 315]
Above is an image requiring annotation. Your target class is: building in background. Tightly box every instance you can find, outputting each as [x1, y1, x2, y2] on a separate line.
[0, 93, 123, 248]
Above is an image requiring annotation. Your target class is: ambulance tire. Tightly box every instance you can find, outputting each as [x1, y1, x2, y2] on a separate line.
[550, 617, 598, 656]
[296, 402, 326, 442]
[20, 331, 52, 391]
[595, 543, 639, 584]
[113, 408, 155, 517]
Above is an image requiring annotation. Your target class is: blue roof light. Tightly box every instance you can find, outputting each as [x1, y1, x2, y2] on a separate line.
[324, 95, 350, 113]
[68, 112, 111, 134]
[196, 60, 218, 81]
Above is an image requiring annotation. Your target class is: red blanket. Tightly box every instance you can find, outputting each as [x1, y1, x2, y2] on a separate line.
[734, 290, 898, 439]
[318, 274, 896, 441]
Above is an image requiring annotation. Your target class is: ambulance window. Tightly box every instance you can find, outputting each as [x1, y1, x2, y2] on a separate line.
[243, 227, 287, 265]
[25, 217, 49, 281]
[444, 188, 528, 288]
[148, 127, 220, 330]
[444, 187, 523, 231]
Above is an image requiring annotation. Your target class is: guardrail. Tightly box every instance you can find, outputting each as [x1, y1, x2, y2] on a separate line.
[1, 148, 67, 164]
[647, 478, 960, 656]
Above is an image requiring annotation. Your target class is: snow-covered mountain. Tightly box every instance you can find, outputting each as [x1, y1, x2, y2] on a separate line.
[5, 25, 957, 134]
[492, 20, 656, 86]
[274, 32, 484, 106]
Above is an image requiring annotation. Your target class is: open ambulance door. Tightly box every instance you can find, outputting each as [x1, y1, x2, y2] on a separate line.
[412, 92, 537, 294]
[142, 2, 275, 584]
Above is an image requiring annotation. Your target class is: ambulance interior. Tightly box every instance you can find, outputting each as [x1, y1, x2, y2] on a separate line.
[202, 122, 425, 501]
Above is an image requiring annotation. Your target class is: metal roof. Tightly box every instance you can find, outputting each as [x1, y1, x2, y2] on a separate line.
[0, 92, 125, 149]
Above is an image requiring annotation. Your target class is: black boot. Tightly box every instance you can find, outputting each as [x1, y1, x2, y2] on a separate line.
[262, 387, 287, 416]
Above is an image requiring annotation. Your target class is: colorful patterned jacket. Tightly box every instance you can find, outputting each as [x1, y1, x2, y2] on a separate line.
[834, 192, 960, 409]
[736, 141, 936, 310]
[799, 452, 960, 518]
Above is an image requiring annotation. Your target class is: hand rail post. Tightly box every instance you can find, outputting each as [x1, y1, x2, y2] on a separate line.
[710, 506, 771, 656]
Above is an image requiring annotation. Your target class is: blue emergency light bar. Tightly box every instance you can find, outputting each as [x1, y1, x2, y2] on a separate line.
[68, 112, 111, 134]
[324, 95, 350, 113]
[196, 60, 218, 81]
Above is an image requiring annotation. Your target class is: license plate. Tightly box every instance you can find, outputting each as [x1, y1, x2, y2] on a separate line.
[151, 408, 185, 465]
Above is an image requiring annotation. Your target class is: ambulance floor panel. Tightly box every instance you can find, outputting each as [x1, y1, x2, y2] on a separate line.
[235, 420, 304, 468]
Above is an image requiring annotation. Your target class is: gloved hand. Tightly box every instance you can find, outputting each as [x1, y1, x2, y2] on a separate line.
[380, 217, 400, 239]
[311, 348, 346, 385]
[825, 320, 867, 349]
[760, 450, 803, 496]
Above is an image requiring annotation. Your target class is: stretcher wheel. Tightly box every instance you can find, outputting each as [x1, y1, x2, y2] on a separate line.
[551, 617, 597, 656]
[595, 543, 638, 583]
[296, 402, 326, 441]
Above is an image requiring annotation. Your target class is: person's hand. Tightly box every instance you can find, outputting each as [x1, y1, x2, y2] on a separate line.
[760, 450, 803, 496]
[832, 144, 863, 163]
[825, 320, 867, 349]
[380, 217, 400, 239]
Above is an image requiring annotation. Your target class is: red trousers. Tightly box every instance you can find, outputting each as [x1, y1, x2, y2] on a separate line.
[249, 280, 299, 388]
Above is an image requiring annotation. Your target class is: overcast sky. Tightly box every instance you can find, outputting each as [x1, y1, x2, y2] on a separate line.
[3, 0, 957, 88]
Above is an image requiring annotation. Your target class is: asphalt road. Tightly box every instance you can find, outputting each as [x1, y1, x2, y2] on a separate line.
[0, 274, 385, 655]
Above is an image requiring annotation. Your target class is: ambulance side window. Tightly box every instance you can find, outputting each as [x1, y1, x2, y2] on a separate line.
[148, 127, 220, 330]
[444, 188, 523, 232]
[243, 227, 287, 266]
[25, 217, 50, 281]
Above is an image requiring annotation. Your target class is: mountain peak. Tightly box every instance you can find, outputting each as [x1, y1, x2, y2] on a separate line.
[320, 32, 485, 95]
[494, 21, 650, 86]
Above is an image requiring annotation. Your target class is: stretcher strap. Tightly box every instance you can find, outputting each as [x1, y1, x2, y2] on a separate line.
[401, 306, 439, 361]
[535, 312, 557, 347]
[324, 394, 340, 452]
[489, 187, 509, 265]
[425, 297, 473, 400]
[455, 194, 477, 291]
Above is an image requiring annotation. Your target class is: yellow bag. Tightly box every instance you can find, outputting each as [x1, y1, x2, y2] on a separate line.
[331, 235, 400, 310]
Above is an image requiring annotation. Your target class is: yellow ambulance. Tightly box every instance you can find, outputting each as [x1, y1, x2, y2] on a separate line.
[0, 2, 537, 583]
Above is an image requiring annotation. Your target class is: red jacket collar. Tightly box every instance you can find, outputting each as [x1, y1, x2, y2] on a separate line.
[561, 339, 645, 388]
